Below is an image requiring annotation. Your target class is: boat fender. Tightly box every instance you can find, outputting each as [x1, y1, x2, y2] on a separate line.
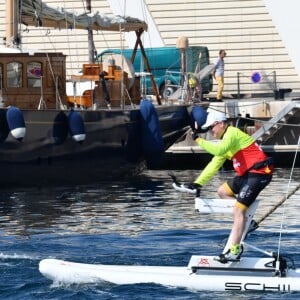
[0, 109, 9, 143]
[140, 99, 164, 168]
[67, 110, 86, 143]
[190, 105, 208, 133]
[6, 106, 26, 141]
[53, 111, 68, 145]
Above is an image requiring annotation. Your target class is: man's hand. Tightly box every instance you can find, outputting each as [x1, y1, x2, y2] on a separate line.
[180, 182, 201, 197]
[192, 130, 201, 141]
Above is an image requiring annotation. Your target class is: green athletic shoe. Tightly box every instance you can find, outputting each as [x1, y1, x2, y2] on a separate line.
[218, 244, 243, 264]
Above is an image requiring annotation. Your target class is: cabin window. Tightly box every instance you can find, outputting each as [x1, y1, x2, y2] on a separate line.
[7, 62, 22, 87]
[27, 62, 42, 88]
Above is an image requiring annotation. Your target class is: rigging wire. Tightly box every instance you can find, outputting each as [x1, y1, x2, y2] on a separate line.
[121, 0, 127, 105]
[275, 135, 300, 274]
[65, 0, 80, 77]
[116, 0, 127, 107]
[138, 0, 146, 74]
[141, 0, 151, 48]
[18, 0, 23, 47]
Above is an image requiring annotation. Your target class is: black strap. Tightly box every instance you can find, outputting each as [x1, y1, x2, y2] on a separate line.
[250, 157, 274, 171]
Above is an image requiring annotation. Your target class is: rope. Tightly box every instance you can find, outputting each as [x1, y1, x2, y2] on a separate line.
[275, 135, 300, 274]
[255, 183, 300, 226]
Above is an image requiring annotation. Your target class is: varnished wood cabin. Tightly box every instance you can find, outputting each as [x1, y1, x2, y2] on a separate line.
[0, 52, 66, 109]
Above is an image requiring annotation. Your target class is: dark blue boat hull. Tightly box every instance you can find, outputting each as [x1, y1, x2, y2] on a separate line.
[0, 104, 190, 186]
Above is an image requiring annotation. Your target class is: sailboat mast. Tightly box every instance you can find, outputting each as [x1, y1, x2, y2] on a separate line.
[86, 0, 95, 63]
[6, 0, 21, 47]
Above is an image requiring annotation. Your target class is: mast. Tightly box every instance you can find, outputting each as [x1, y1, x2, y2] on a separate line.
[6, 0, 21, 48]
[86, 0, 95, 63]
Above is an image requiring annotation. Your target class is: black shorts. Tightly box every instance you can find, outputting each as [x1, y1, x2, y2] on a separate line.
[226, 172, 272, 208]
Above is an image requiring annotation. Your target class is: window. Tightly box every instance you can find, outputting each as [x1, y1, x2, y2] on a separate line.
[7, 62, 22, 87]
[27, 62, 42, 88]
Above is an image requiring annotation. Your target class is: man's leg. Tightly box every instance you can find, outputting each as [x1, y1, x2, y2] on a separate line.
[217, 184, 234, 199]
[217, 183, 246, 260]
[216, 76, 224, 100]
[231, 204, 247, 245]
[218, 184, 246, 246]
[218, 174, 272, 261]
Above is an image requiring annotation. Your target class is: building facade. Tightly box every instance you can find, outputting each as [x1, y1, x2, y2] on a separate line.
[1, 0, 299, 97]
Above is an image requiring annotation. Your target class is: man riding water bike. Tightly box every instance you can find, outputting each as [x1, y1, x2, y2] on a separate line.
[176, 110, 274, 262]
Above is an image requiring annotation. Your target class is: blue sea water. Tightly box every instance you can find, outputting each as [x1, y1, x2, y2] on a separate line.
[0, 168, 299, 299]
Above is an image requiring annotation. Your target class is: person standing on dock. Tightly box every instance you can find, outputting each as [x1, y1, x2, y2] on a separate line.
[177, 111, 274, 262]
[213, 50, 226, 101]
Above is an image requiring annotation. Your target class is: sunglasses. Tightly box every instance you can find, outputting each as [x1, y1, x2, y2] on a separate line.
[208, 122, 219, 130]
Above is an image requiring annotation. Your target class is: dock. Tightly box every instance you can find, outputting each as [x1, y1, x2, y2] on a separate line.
[166, 98, 300, 168]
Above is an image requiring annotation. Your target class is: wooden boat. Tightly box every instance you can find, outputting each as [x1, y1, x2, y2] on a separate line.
[0, 0, 191, 186]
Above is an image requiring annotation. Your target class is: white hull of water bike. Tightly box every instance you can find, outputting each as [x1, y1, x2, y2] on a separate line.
[39, 256, 300, 292]
[39, 197, 300, 292]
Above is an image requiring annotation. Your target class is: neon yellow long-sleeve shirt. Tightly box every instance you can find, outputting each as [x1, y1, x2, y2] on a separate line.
[194, 126, 266, 186]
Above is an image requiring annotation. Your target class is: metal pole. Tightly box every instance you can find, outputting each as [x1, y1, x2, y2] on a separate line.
[273, 70, 277, 91]
[86, 0, 95, 63]
[6, 0, 21, 47]
[237, 72, 240, 100]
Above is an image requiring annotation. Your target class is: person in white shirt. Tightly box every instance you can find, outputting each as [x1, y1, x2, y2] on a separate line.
[213, 49, 226, 101]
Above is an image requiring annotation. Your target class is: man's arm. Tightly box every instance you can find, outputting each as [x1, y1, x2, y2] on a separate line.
[213, 57, 219, 79]
[195, 133, 234, 156]
[212, 69, 216, 79]
[195, 155, 227, 186]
